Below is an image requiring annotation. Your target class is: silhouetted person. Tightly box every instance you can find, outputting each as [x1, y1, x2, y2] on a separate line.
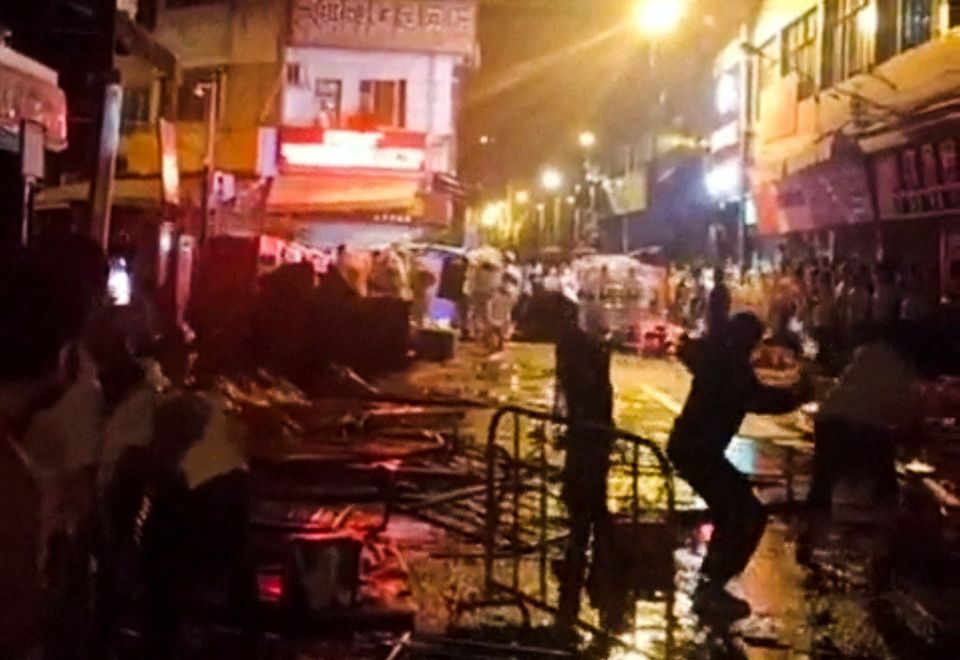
[706, 267, 731, 337]
[668, 313, 810, 619]
[555, 301, 614, 629]
[0, 241, 105, 660]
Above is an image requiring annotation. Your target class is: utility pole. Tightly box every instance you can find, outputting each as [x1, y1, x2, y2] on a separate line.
[88, 0, 121, 250]
[199, 70, 221, 242]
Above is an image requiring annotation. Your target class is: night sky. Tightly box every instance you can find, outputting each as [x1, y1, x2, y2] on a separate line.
[462, 0, 760, 193]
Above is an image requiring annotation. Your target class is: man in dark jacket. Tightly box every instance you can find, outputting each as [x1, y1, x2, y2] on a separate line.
[554, 300, 614, 628]
[669, 312, 810, 619]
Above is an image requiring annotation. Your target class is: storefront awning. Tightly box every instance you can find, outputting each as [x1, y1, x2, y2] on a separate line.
[35, 176, 202, 211]
[0, 45, 67, 152]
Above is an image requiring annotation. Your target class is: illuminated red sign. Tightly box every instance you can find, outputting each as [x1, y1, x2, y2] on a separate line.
[0, 60, 67, 151]
[280, 127, 426, 172]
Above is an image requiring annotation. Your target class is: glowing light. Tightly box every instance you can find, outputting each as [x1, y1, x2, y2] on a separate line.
[257, 572, 285, 603]
[632, 0, 686, 38]
[108, 258, 131, 306]
[281, 129, 426, 171]
[515, 189, 531, 204]
[480, 201, 506, 228]
[566, 195, 577, 205]
[710, 121, 740, 153]
[857, 4, 878, 35]
[159, 227, 173, 255]
[716, 73, 739, 115]
[578, 131, 596, 149]
[705, 159, 741, 199]
[479, 134, 492, 145]
[540, 167, 563, 191]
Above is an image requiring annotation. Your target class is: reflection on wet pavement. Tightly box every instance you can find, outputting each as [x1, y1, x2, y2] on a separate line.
[369, 343, 908, 658]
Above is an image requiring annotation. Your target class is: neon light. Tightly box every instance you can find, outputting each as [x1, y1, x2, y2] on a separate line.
[281, 129, 426, 171]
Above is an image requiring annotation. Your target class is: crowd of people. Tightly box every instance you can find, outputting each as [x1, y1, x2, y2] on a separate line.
[1, 236, 254, 660]
[667, 256, 942, 371]
[553, 251, 946, 625]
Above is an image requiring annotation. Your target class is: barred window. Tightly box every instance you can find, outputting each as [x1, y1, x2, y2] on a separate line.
[782, 8, 819, 98]
[822, 0, 876, 87]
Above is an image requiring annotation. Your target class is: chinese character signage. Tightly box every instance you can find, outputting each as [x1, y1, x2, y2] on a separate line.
[292, 0, 477, 57]
[876, 137, 960, 218]
[751, 156, 874, 236]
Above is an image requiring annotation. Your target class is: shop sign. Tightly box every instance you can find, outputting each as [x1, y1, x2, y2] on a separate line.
[752, 156, 874, 235]
[279, 127, 427, 172]
[879, 137, 960, 217]
[291, 0, 477, 57]
[0, 61, 67, 152]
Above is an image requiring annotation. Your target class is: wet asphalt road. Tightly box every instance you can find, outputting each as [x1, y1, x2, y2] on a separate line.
[375, 342, 908, 659]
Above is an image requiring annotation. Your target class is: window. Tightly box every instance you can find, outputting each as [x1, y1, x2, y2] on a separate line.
[757, 37, 780, 93]
[286, 63, 303, 87]
[177, 68, 220, 122]
[901, 0, 934, 50]
[951, 0, 960, 28]
[315, 79, 342, 127]
[782, 8, 819, 98]
[822, 0, 876, 88]
[876, 0, 899, 62]
[121, 87, 152, 128]
[359, 80, 406, 128]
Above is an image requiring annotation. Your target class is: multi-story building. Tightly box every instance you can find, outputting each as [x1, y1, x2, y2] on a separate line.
[275, 0, 476, 245]
[41, 0, 477, 248]
[708, 0, 960, 299]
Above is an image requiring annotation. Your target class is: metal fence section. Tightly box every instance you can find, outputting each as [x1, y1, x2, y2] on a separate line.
[480, 405, 677, 638]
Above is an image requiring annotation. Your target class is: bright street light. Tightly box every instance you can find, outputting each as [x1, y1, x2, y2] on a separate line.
[578, 131, 596, 149]
[515, 189, 531, 204]
[480, 200, 506, 228]
[632, 0, 686, 38]
[540, 168, 563, 191]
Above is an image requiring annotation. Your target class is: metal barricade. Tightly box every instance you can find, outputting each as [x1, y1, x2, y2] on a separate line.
[481, 405, 677, 638]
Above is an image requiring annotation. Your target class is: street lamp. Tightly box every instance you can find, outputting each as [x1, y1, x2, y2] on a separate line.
[632, 0, 686, 38]
[578, 131, 596, 149]
[515, 189, 531, 205]
[540, 168, 563, 191]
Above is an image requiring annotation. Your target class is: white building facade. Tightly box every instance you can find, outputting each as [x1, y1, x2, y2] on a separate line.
[274, 0, 477, 246]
